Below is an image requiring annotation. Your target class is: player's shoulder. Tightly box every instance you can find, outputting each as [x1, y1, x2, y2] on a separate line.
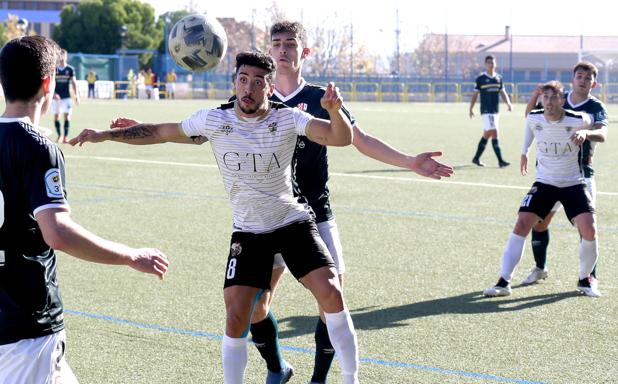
[218, 101, 235, 110]
[1, 120, 54, 151]
[564, 109, 587, 120]
[585, 95, 607, 111]
[270, 100, 294, 110]
[527, 109, 545, 122]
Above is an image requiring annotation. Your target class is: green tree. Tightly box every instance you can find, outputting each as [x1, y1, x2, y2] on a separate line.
[156, 10, 190, 53]
[0, 22, 7, 47]
[54, 0, 162, 65]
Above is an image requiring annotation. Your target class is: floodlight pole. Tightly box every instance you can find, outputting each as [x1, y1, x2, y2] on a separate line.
[350, 20, 354, 79]
[395, 8, 400, 77]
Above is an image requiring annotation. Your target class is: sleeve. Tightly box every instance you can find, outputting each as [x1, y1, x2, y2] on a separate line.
[292, 108, 313, 136]
[181, 108, 212, 138]
[593, 104, 608, 127]
[521, 119, 535, 156]
[474, 76, 480, 91]
[25, 140, 69, 216]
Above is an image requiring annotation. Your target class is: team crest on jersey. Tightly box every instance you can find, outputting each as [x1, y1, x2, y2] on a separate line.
[535, 124, 543, 131]
[230, 242, 242, 257]
[296, 103, 308, 111]
[44, 168, 63, 198]
[268, 122, 278, 133]
[565, 126, 573, 133]
[529, 186, 538, 194]
[219, 123, 233, 135]
[297, 140, 306, 149]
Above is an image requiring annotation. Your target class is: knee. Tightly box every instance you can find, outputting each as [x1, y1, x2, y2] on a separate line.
[316, 284, 344, 313]
[580, 226, 597, 241]
[251, 294, 271, 323]
[225, 310, 249, 337]
[533, 221, 549, 231]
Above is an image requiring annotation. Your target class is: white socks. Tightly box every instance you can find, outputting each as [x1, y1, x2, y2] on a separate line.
[500, 233, 526, 282]
[579, 238, 599, 279]
[222, 335, 248, 384]
[324, 309, 359, 384]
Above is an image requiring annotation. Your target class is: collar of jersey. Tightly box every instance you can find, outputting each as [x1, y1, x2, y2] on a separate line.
[273, 78, 307, 102]
[566, 91, 590, 109]
[234, 101, 271, 122]
[482, 71, 498, 79]
[0, 116, 32, 125]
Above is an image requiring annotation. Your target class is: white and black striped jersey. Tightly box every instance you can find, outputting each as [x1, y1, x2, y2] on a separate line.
[0, 117, 69, 345]
[523, 110, 592, 188]
[181, 101, 314, 233]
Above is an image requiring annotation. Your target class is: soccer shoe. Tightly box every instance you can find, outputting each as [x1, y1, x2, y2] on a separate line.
[499, 160, 511, 168]
[483, 284, 512, 297]
[521, 267, 549, 285]
[577, 276, 602, 298]
[266, 361, 294, 384]
[472, 158, 486, 167]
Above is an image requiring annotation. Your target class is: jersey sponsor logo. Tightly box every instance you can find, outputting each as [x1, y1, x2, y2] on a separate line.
[537, 141, 576, 155]
[218, 123, 233, 135]
[230, 241, 242, 257]
[296, 102, 308, 111]
[44, 169, 63, 198]
[565, 126, 573, 133]
[222, 152, 282, 173]
[535, 124, 543, 131]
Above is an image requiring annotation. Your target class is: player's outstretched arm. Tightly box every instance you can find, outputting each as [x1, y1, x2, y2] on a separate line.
[69, 122, 185, 146]
[352, 126, 453, 179]
[36, 208, 169, 279]
[111, 117, 208, 145]
[306, 82, 353, 146]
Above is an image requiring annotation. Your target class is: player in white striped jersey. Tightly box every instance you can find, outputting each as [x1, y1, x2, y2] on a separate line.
[522, 62, 608, 287]
[70, 51, 361, 384]
[483, 81, 601, 298]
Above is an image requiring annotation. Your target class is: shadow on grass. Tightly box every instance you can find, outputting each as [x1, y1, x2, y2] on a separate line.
[277, 290, 580, 338]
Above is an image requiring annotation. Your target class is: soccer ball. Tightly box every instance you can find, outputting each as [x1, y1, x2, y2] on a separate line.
[167, 14, 228, 72]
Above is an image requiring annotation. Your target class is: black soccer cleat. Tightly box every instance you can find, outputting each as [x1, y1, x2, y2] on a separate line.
[499, 160, 510, 168]
[472, 158, 486, 167]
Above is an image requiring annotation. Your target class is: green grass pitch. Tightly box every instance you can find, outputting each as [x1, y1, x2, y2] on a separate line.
[41, 99, 617, 383]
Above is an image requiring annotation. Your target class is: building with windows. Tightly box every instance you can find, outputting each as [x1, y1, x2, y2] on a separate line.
[1, 0, 80, 37]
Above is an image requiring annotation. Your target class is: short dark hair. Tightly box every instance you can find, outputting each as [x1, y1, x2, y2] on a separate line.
[541, 80, 565, 98]
[485, 55, 496, 63]
[573, 61, 598, 79]
[270, 21, 307, 46]
[235, 51, 276, 82]
[0, 36, 59, 102]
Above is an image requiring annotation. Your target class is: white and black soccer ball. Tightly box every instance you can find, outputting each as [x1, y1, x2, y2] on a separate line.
[167, 14, 228, 72]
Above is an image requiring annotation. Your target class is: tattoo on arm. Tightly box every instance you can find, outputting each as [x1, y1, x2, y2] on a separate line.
[110, 124, 156, 140]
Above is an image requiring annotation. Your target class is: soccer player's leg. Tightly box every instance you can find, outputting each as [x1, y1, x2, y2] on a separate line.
[62, 100, 72, 143]
[222, 232, 274, 384]
[563, 184, 600, 297]
[523, 207, 558, 285]
[281, 221, 358, 384]
[249, 262, 293, 383]
[484, 183, 554, 297]
[311, 220, 345, 384]
[51, 99, 62, 142]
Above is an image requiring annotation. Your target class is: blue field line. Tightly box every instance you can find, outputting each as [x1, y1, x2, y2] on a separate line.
[64, 309, 545, 384]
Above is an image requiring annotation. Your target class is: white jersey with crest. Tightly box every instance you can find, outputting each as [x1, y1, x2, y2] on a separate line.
[523, 109, 592, 188]
[181, 101, 314, 233]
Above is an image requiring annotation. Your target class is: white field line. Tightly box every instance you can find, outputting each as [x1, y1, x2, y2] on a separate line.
[65, 155, 618, 197]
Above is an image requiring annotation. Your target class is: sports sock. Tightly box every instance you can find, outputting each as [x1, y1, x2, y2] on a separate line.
[473, 137, 488, 161]
[54, 120, 61, 136]
[531, 230, 549, 269]
[579, 239, 598, 279]
[499, 232, 526, 282]
[324, 309, 359, 384]
[311, 318, 335, 383]
[63, 120, 70, 137]
[491, 138, 505, 162]
[250, 311, 283, 373]
[222, 335, 248, 384]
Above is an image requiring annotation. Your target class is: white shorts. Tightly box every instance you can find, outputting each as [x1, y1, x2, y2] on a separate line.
[273, 219, 345, 275]
[481, 113, 499, 131]
[0, 330, 78, 384]
[51, 98, 72, 115]
[550, 177, 596, 212]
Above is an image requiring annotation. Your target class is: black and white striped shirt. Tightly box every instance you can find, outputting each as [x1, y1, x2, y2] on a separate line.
[181, 101, 315, 233]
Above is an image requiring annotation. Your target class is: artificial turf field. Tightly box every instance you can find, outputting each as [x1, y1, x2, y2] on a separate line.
[42, 99, 617, 383]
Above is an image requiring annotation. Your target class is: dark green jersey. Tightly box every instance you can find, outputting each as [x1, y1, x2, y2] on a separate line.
[55, 65, 75, 99]
[564, 91, 609, 178]
[271, 82, 355, 223]
[0, 118, 69, 345]
[474, 72, 504, 114]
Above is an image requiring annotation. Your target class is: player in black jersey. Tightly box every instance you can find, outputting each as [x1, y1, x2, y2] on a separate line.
[522, 62, 608, 290]
[0, 36, 169, 383]
[469, 55, 512, 167]
[245, 21, 454, 384]
[52, 49, 79, 143]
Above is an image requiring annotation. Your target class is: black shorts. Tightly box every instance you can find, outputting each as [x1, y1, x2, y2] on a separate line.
[518, 182, 594, 222]
[223, 220, 335, 290]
